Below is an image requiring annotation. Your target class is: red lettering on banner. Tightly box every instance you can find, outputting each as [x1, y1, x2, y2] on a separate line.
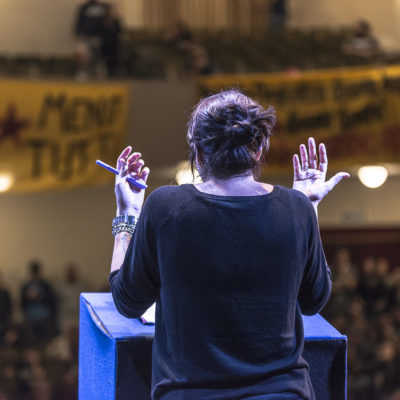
[0, 104, 30, 146]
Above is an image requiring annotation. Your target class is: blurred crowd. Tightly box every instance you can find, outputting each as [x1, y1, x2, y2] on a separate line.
[69, 4, 389, 81]
[2, 250, 400, 399]
[0, 261, 98, 400]
[323, 249, 400, 400]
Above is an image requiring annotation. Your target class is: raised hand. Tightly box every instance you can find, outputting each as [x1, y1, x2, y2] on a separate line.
[293, 137, 349, 205]
[115, 146, 150, 217]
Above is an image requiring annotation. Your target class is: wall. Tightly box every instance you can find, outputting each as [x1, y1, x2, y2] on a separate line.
[0, 0, 81, 55]
[290, 0, 400, 51]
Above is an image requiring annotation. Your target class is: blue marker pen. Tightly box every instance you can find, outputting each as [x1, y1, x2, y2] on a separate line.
[96, 160, 148, 190]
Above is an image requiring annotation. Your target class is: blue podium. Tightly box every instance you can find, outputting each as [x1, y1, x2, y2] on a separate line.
[79, 293, 347, 400]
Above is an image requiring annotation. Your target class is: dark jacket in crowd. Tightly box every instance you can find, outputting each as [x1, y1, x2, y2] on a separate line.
[75, 0, 108, 38]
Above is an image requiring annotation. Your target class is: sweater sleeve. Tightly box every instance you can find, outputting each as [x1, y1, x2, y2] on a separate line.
[109, 194, 160, 319]
[298, 205, 332, 316]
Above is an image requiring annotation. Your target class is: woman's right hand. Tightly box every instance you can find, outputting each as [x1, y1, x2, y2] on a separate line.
[114, 146, 150, 217]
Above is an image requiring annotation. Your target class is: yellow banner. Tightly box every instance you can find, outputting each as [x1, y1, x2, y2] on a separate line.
[0, 80, 129, 193]
[200, 66, 400, 172]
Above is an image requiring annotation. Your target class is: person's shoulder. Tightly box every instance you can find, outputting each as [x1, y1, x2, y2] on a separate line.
[275, 185, 309, 201]
[140, 185, 193, 224]
[274, 185, 313, 211]
[274, 186, 318, 233]
[144, 185, 192, 210]
[146, 184, 188, 200]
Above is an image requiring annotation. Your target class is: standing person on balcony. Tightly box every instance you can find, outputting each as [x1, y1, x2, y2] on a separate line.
[108, 90, 349, 399]
[74, 0, 109, 79]
[268, 0, 288, 31]
[100, 3, 122, 78]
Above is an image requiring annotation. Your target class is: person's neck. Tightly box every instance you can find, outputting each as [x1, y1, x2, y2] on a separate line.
[195, 174, 273, 196]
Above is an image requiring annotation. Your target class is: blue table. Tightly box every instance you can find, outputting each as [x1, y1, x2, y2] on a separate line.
[79, 293, 347, 400]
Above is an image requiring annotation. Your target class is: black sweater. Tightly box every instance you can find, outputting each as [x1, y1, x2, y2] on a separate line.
[110, 184, 331, 400]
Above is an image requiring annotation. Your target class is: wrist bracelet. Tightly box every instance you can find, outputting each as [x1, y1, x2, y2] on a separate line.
[112, 215, 137, 237]
[113, 215, 137, 224]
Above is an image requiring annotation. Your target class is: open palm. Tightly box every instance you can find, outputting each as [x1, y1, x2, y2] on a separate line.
[293, 137, 349, 203]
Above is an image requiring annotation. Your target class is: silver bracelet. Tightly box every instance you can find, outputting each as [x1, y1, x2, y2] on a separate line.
[112, 215, 137, 236]
[113, 215, 137, 225]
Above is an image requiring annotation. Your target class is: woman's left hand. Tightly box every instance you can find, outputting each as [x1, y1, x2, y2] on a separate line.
[115, 146, 150, 217]
[293, 137, 349, 205]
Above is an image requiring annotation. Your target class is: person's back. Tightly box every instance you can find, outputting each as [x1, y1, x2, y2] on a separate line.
[108, 90, 348, 399]
[113, 183, 329, 399]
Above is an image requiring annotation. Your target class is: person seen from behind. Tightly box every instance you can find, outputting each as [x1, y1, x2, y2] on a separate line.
[108, 90, 349, 399]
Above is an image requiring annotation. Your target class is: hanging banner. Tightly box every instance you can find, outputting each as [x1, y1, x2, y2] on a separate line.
[0, 80, 129, 193]
[200, 66, 400, 172]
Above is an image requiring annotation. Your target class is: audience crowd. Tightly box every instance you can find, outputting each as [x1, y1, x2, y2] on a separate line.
[0, 261, 93, 400]
[322, 249, 400, 400]
[1, 249, 400, 399]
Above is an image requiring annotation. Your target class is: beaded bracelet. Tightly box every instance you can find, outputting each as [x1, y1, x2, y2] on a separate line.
[112, 215, 137, 237]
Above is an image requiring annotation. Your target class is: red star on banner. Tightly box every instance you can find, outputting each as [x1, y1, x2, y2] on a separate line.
[0, 104, 30, 146]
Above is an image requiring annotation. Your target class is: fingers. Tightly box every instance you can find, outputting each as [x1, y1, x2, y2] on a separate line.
[128, 155, 143, 172]
[117, 146, 132, 170]
[300, 144, 309, 170]
[117, 148, 143, 175]
[326, 172, 350, 191]
[127, 165, 149, 192]
[128, 157, 149, 182]
[126, 151, 141, 165]
[308, 137, 318, 169]
[141, 167, 150, 183]
[319, 143, 328, 173]
[126, 152, 142, 177]
[116, 147, 149, 189]
[297, 138, 325, 172]
[293, 154, 301, 179]
[129, 158, 144, 177]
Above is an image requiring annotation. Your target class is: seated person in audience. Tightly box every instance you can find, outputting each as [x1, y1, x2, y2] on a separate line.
[21, 261, 57, 344]
[58, 263, 86, 334]
[165, 20, 193, 49]
[0, 272, 12, 344]
[342, 19, 381, 59]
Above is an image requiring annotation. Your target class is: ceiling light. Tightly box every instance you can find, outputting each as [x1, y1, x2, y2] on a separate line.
[0, 173, 14, 192]
[357, 166, 388, 188]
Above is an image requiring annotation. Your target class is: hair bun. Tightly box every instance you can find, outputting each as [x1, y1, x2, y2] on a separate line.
[225, 120, 256, 147]
[187, 89, 276, 180]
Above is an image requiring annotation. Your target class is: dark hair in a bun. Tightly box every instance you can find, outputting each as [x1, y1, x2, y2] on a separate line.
[187, 89, 276, 180]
